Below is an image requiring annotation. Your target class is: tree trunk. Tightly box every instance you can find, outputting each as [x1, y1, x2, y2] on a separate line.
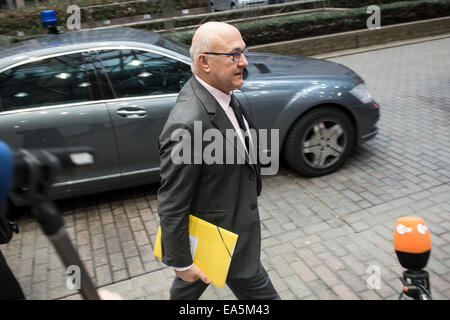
[161, 0, 176, 30]
[15, 0, 25, 9]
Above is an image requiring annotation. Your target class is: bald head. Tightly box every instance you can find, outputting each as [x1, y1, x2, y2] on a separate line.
[189, 22, 248, 93]
[190, 22, 242, 73]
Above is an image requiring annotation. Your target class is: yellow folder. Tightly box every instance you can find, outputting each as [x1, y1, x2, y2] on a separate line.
[153, 215, 238, 288]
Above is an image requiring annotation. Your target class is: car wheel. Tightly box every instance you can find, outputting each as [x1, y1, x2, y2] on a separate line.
[283, 107, 355, 177]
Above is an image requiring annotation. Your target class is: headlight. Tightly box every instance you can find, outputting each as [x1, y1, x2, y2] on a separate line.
[350, 83, 373, 104]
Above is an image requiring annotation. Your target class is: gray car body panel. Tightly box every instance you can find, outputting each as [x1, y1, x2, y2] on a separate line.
[0, 28, 379, 205]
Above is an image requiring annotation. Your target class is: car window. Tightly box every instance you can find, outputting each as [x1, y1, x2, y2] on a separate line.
[154, 38, 190, 57]
[0, 52, 109, 112]
[95, 49, 192, 98]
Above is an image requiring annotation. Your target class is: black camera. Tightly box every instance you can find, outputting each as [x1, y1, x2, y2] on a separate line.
[0, 142, 99, 299]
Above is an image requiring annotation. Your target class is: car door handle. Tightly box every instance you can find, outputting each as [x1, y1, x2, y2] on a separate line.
[116, 108, 148, 119]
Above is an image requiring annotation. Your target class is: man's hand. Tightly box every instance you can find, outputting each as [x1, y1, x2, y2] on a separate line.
[98, 289, 124, 300]
[175, 263, 211, 284]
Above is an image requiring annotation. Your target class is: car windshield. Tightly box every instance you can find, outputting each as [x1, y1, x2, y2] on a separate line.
[155, 37, 190, 58]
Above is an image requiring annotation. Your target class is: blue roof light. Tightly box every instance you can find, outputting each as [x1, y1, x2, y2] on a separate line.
[40, 10, 58, 28]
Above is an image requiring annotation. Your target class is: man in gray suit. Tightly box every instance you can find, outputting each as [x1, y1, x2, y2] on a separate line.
[157, 22, 279, 300]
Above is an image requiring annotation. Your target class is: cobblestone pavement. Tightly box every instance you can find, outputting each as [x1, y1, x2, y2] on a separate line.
[1, 37, 449, 300]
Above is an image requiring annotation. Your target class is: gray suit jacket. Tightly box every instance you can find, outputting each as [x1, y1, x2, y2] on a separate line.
[157, 76, 262, 278]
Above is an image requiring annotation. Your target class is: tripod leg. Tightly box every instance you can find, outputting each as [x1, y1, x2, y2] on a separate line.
[48, 227, 100, 300]
[34, 202, 100, 300]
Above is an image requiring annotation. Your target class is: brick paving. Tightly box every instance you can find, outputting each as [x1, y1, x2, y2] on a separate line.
[1, 37, 449, 300]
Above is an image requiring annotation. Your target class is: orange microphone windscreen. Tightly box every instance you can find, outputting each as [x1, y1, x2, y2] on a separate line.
[393, 216, 431, 270]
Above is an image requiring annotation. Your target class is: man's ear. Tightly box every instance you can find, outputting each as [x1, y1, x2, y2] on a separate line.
[198, 54, 210, 73]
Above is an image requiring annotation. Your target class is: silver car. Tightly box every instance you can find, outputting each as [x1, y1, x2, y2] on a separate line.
[210, 0, 270, 11]
[0, 28, 379, 206]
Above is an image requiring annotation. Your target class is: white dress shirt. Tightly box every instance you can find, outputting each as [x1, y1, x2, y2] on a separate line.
[195, 75, 252, 151]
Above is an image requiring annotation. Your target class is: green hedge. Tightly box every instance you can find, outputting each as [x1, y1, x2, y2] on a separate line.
[166, 0, 450, 46]
[0, 0, 209, 36]
[1, 0, 449, 43]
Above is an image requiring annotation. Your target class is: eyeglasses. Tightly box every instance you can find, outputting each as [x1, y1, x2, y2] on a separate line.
[203, 47, 248, 62]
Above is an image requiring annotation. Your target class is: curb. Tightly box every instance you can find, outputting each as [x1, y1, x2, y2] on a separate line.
[249, 16, 450, 57]
[311, 33, 450, 59]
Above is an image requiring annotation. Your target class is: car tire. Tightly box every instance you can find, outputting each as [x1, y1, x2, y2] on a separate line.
[283, 106, 355, 177]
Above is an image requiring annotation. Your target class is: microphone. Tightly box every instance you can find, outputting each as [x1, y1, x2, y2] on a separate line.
[0, 141, 14, 207]
[394, 216, 432, 300]
[394, 216, 431, 270]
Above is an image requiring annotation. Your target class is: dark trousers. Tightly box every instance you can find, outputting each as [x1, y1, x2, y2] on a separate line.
[170, 261, 280, 300]
[0, 250, 25, 300]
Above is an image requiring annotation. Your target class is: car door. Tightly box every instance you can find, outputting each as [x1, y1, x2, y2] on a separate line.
[94, 48, 191, 186]
[0, 50, 121, 203]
